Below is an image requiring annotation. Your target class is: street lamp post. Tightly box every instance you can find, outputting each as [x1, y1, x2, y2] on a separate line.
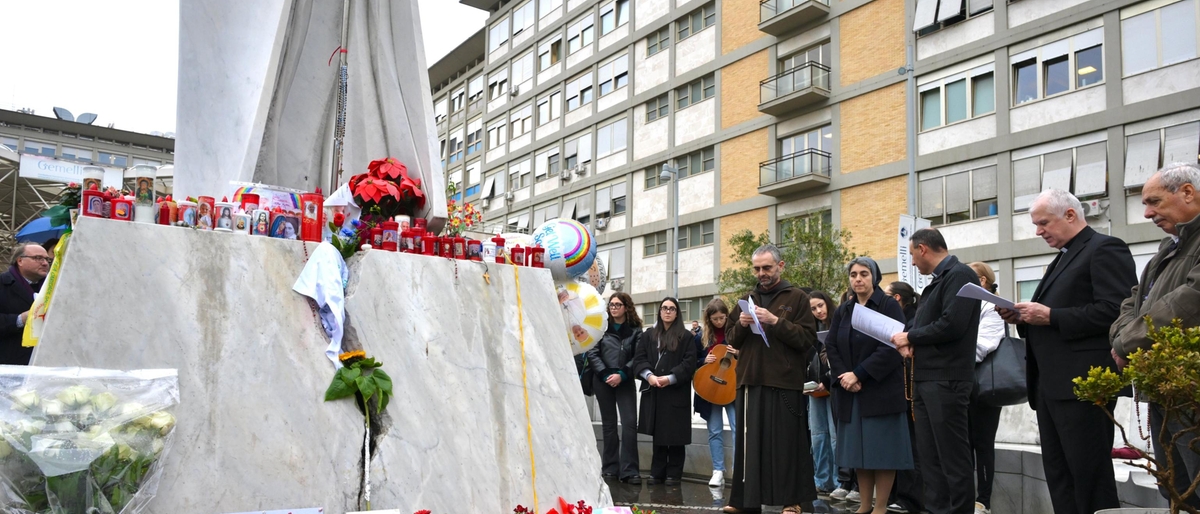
[660, 163, 679, 299]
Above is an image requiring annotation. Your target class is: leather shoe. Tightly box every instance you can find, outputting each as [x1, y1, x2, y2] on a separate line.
[620, 476, 641, 485]
[664, 478, 681, 486]
[645, 477, 660, 485]
[602, 472, 617, 479]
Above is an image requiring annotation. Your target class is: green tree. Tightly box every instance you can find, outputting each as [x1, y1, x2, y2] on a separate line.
[717, 215, 856, 301]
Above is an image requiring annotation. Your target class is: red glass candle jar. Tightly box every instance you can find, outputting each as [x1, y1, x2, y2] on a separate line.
[440, 237, 454, 257]
[110, 199, 133, 221]
[468, 239, 482, 261]
[381, 221, 399, 251]
[453, 236, 466, 259]
[492, 236, 506, 264]
[511, 245, 525, 266]
[371, 227, 383, 248]
[424, 234, 437, 255]
[530, 245, 545, 268]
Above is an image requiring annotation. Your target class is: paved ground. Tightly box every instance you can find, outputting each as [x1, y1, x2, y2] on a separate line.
[605, 477, 860, 514]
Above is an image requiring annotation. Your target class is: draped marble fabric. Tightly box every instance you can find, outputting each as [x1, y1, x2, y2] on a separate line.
[174, 0, 446, 230]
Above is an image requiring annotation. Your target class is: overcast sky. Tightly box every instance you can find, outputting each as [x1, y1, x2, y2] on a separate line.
[0, 0, 486, 135]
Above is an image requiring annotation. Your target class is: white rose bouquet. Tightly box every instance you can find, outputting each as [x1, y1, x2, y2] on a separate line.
[0, 366, 178, 514]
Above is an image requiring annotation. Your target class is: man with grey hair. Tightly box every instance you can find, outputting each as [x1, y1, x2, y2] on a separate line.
[1111, 162, 1200, 507]
[723, 244, 819, 514]
[1, 242, 51, 365]
[998, 189, 1136, 514]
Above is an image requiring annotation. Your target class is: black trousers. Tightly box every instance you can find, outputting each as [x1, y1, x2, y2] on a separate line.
[593, 375, 640, 479]
[913, 380, 974, 514]
[1036, 395, 1119, 514]
[650, 445, 685, 480]
[968, 390, 1002, 508]
[1148, 403, 1200, 508]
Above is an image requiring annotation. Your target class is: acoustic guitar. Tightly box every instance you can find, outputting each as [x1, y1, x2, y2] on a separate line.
[693, 344, 738, 406]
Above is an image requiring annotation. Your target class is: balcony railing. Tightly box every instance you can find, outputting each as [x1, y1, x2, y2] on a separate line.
[759, 0, 831, 34]
[760, 148, 832, 188]
[760, 62, 831, 104]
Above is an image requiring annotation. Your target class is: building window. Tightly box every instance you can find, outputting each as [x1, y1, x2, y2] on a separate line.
[465, 162, 482, 197]
[1124, 121, 1200, 189]
[596, 118, 628, 158]
[674, 147, 715, 178]
[1010, 28, 1103, 106]
[450, 88, 466, 113]
[1012, 140, 1109, 210]
[596, 180, 628, 216]
[678, 220, 715, 249]
[677, 4, 716, 41]
[468, 75, 485, 103]
[23, 139, 55, 156]
[676, 75, 715, 109]
[466, 119, 483, 155]
[540, 0, 562, 18]
[511, 51, 535, 89]
[566, 72, 594, 111]
[919, 64, 994, 131]
[434, 98, 448, 124]
[644, 162, 666, 189]
[448, 130, 464, 164]
[647, 27, 670, 56]
[778, 210, 833, 248]
[645, 94, 670, 122]
[509, 159, 533, 190]
[489, 69, 509, 100]
[97, 152, 127, 167]
[567, 14, 595, 55]
[781, 126, 832, 156]
[510, 105, 534, 139]
[920, 166, 997, 225]
[776, 42, 831, 96]
[597, 54, 629, 96]
[914, 0, 994, 35]
[677, 297, 704, 323]
[644, 231, 669, 256]
[533, 202, 560, 227]
[537, 91, 562, 125]
[600, 0, 630, 35]
[564, 133, 592, 169]
[0, 136, 15, 152]
[1122, 0, 1198, 77]
[61, 146, 92, 162]
[512, 1, 535, 37]
[487, 120, 508, 149]
[539, 35, 563, 71]
[598, 245, 626, 279]
[563, 193, 591, 224]
[537, 147, 562, 182]
[642, 303, 658, 326]
[489, 17, 510, 52]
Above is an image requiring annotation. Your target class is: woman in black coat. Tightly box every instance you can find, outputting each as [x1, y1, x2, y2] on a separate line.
[587, 292, 643, 484]
[633, 297, 698, 485]
[826, 257, 913, 514]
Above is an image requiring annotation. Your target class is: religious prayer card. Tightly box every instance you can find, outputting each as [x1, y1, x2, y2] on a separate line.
[850, 305, 903, 348]
[955, 283, 1015, 309]
[737, 298, 770, 348]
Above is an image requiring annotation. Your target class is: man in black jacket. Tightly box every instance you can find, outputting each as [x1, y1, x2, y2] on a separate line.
[999, 190, 1136, 514]
[891, 228, 979, 514]
[1, 243, 50, 365]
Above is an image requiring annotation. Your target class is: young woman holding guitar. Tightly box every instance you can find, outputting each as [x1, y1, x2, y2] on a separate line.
[692, 298, 738, 487]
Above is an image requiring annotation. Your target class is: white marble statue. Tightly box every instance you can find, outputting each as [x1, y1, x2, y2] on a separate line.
[174, 0, 446, 231]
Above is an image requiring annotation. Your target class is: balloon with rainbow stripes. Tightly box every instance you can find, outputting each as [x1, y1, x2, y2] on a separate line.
[532, 218, 597, 282]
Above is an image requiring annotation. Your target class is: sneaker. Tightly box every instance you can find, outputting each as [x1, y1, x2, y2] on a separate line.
[830, 488, 851, 500]
[974, 502, 990, 514]
[846, 490, 861, 502]
[887, 503, 910, 513]
[709, 470, 725, 487]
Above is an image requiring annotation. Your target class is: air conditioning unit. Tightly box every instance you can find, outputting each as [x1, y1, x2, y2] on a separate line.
[609, 278, 624, 292]
[482, 197, 492, 208]
[1081, 199, 1104, 218]
[575, 163, 589, 176]
[504, 191, 515, 201]
[560, 169, 573, 181]
[510, 86, 520, 97]
[595, 217, 609, 230]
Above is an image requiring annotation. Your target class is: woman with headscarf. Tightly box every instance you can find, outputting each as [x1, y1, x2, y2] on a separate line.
[632, 297, 698, 485]
[825, 257, 913, 514]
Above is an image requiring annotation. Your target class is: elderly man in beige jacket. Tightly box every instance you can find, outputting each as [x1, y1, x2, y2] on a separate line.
[1110, 162, 1200, 508]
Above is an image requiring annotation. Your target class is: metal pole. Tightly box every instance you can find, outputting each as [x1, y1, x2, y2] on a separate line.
[672, 173, 679, 299]
[905, 44, 917, 216]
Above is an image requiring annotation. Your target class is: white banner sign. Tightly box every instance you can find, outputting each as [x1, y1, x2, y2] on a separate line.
[897, 214, 933, 293]
[18, 153, 124, 188]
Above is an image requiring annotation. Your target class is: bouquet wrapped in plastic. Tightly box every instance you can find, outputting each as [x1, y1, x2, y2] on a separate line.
[0, 366, 179, 514]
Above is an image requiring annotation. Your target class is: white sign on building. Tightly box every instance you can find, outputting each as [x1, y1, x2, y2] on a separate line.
[18, 154, 124, 188]
[897, 214, 933, 293]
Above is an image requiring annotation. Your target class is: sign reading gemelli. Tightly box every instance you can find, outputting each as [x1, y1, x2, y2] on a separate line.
[18, 153, 124, 187]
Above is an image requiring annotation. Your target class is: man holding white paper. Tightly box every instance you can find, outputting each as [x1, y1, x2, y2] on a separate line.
[890, 228, 980, 514]
[724, 244, 818, 514]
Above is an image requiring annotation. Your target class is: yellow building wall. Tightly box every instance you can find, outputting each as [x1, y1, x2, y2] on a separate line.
[839, 0, 907, 86]
[839, 83, 906, 174]
[721, 50, 769, 129]
[720, 129, 769, 204]
[839, 176, 908, 259]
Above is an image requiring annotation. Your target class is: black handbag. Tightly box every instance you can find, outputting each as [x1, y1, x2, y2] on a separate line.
[975, 325, 1028, 407]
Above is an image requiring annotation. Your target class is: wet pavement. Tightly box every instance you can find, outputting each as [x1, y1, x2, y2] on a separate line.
[605, 477, 862, 514]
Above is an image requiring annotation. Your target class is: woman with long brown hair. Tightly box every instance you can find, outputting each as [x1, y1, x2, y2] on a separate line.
[633, 297, 698, 485]
[693, 298, 737, 487]
[586, 291, 643, 484]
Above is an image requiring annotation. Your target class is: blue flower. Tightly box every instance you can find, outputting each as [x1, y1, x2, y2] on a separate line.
[340, 228, 355, 238]
[350, 219, 362, 228]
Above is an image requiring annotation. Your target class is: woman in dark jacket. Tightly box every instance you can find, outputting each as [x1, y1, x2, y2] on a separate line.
[633, 297, 698, 485]
[885, 281, 920, 331]
[587, 292, 643, 484]
[806, 291, 839, 493]
[693, 298, 735, 487]
[827, 257, 913, 514]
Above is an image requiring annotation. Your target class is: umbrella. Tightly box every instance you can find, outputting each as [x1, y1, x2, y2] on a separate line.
[16, 216, 68, 244]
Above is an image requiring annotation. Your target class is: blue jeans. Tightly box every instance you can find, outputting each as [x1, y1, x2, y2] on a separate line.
[707, 402, 737, 471]
[809, 394, 837, 491]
